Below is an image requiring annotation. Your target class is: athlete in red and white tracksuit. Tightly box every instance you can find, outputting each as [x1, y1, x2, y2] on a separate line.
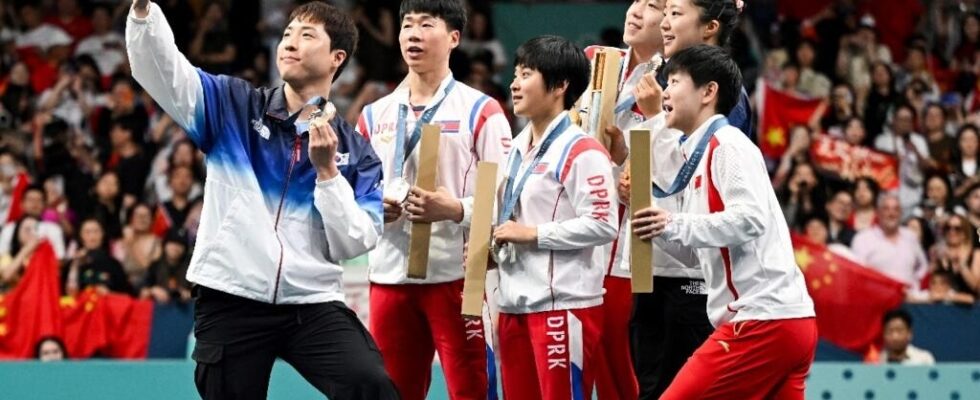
[645, 114, 817, 399]
[583, 41, 712, 399]
[358, 72, 511, 400]
[495, 111, 618, 400]
[582, 44, 650, 400]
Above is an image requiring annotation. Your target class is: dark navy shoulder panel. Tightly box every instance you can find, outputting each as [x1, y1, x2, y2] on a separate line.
[333, 118, 384, 221]
[195, 70, 383, 220]
[728, 87, 754, 143]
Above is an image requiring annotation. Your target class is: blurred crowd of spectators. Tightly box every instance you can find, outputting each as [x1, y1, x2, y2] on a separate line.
[753, 1, 980, 306]
[0, 0, 511, 305]
[1, 0, 979, 315]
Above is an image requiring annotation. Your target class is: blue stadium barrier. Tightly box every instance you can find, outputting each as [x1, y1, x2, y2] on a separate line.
[806, 363, 980, 400]
[1, 361, 978, 399]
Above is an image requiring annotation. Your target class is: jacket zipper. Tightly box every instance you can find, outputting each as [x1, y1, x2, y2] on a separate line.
[271, 136, 302, 304]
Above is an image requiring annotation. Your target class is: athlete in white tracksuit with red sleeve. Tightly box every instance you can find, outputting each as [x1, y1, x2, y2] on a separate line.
[356, 2, 511, 400]
[493, 36, 617, 400]
[633, 45, 816, 400]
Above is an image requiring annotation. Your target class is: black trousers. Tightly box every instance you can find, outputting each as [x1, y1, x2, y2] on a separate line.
[630, 276, 714, 400]
[192, 286, 399, 400]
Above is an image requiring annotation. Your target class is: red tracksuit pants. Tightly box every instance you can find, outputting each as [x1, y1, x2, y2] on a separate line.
[594, 276, 639, 399]
[661, 317, 818, 400]
[369, 280, 493, 400]
[498, 306, 602, 400]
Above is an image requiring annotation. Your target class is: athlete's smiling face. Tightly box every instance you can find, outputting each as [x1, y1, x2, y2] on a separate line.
[277, 18, 345, 86]
[624, 0, 666, 51]
[510, 65, 564, 119]
[661, 0, 714, 58]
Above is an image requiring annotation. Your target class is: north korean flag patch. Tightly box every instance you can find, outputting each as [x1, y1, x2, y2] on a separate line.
[694, 175, 702, 189]
[533, 163, 550, 174]
[436, 120, 460, 134]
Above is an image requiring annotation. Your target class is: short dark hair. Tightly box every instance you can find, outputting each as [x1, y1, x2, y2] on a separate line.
[111, 113, 146, 139]
[125, 202, 153, 225]
[662, 44, 742, 115]
[514, 36, 590, 110]
[855, 176, 880, 201]
[34, 336, 67, 360]
[883, 309, 913, 329]
[22, 184, 44, 201]
[891, 102, 917, 122]
[924, 102, 947, 120]
[691, 0, 740, 48]
[931, 269, 959, 289]
[288, 1, 359, 79]
[399, 0, 468, 33]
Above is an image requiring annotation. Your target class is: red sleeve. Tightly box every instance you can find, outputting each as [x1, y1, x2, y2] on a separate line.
[356, 113, 370, 141]
[560, 138, 610, 183]
[473, 98, 504, 144]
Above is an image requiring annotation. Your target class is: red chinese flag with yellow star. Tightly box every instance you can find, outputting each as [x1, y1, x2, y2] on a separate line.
[61, 289, 153, 359]
[759, 84, 823, 159]
[0, 241, 63, 358]
[792, 235, 905, 353]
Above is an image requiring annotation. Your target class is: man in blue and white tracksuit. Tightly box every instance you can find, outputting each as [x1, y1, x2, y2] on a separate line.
[126, 1, 397, 399]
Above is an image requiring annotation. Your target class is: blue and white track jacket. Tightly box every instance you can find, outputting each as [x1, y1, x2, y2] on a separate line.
[126, 3, 383, 304]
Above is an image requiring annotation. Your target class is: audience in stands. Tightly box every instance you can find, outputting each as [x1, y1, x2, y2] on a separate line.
[34, 336, 66, 362]
[0, 186, 65, 259]
[851, 194, 930, 293]
[63, 217, 128, 296]
[878, 309, 936, 365]
[141, 227, 191, 304]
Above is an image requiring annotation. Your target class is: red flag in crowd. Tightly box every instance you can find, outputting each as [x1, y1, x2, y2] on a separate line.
[61, 289, 154, 359]
[758, 84, 823, 159]
[5, 172, 31, 223]
[101, 293, 153, 358]
[0, 240, 154, 359]
[60, 289, 111, 358]
[0, 242, 63, 358]
[809, 134, 900, 190]
[792, 235, 906, 353]
[151, 205, 172, 238]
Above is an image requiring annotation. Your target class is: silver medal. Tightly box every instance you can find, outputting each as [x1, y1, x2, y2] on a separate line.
[490, 240, 514, 265]
[384, 177, 411, 203]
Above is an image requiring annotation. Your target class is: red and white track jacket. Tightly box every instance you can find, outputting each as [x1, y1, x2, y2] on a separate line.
[582, 46, 701, 280]
[496, 112, 618, 314]
[654, 115, 815, 327]
[358, 74, 512, 285]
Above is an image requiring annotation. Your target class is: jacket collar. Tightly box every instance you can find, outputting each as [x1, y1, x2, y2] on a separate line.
[264, 84, 291, 122]
[264, 84, 327, 123]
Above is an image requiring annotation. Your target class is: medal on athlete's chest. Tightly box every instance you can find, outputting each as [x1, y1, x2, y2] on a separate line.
[489, 240, 515, 265]
[384, 177, 412, 203]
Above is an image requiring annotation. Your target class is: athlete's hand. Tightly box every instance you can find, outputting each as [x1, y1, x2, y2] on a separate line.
[632, 205, 671, 240]
[604, 125, 629, 166]
[493, 221, 537, 245]
[383, 198, 404, 224]
[634, 72, 663, 119]
[309, 117, 340, 181]
[618, 165, 631, 207]
[405, 187, 463, 223]
[133, 0, 151, 18]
